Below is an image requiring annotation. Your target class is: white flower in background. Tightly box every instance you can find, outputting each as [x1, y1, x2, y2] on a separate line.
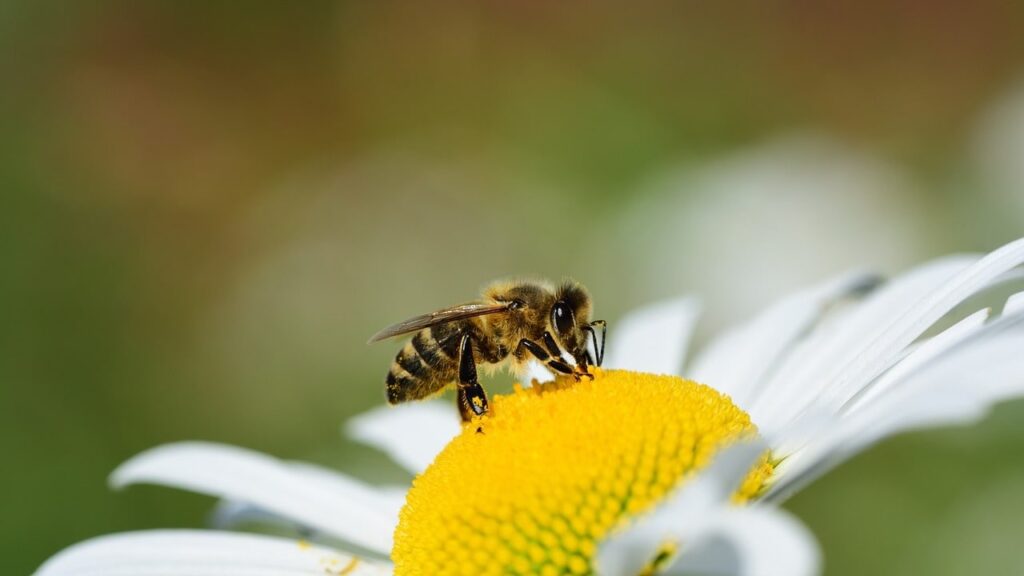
[36, 238, 1024, 576]
[604, 134, 929, 325]
[973, 79, 1024, 221]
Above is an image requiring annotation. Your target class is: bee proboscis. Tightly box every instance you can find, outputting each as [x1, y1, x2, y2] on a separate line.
[369, 279, 606, 422]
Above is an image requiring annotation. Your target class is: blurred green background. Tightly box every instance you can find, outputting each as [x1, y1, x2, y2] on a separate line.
[5, 2, 1024, 574]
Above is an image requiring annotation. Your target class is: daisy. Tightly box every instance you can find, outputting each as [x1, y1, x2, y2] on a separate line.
[36, 237, 1024, 576]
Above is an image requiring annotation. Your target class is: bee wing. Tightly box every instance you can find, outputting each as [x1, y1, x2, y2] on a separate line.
[368, 302, 512, 343]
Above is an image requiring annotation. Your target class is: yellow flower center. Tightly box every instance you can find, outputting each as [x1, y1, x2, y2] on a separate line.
[392, 369, 773, 576]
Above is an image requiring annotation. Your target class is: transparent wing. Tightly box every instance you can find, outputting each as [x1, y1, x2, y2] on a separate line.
[368, 302, 511, 343]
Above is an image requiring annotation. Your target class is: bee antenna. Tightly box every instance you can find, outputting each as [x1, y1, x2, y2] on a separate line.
[587, 320, 606, 366]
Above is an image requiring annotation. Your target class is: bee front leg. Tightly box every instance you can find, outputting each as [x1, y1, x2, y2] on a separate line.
[517, 337, 579, 379]
[457, 333, 489, 422]
[542, 331, 593, 379]
[585, 320, 607, 367]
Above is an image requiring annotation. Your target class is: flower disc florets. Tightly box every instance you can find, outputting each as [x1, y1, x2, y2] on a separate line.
[392, 369, 773, 575]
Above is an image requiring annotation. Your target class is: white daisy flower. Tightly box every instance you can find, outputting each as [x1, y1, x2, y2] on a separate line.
[36, 237, 1024, 576]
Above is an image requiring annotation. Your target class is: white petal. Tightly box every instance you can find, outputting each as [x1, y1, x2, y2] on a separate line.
[211, 461, 406, 534]
[822, 237, 1024, 412]
[843, 308, 991, 412]
[750, 254, 976, 433]
[690, 271, 880, 408]
[769, 306, 992, 479]
[599, 441, 820, 576]
[664, 506, 820, 576]
[346, 401, 460, 475]
[850, 317, 1024, 447]
[597, 441, 767, 575]
[110, 443, 396, 554]
[603, 296, 700, 376]
[767, 312, 1024, 501]
[520, 359, 554, 385]
[209, 500, 286, 530]
[35, 530, 390, 576]
[1005, 290, 1024, 316]
[288, 461, 406, 515]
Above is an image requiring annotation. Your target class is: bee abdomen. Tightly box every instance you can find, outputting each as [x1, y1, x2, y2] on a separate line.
[412, 330, 447, 368]
[385, 369, 414, 404]
[386, 335, 455, 404]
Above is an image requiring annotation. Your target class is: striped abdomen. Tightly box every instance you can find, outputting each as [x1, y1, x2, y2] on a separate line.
[386, 325, 461, 404]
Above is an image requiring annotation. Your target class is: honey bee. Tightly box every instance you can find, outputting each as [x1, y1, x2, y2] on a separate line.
[368, 279, 606, 422]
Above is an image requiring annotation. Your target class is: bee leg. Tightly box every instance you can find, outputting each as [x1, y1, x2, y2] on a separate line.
[517, 338, 578, 380]
[577, 352, 594, 379]
[457, 333, 489, 422]
[541, 331, 563, 358]
[542, 331, 593, 380]
[570, 349, 594, 381]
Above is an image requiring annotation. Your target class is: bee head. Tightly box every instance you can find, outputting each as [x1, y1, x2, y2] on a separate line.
[484, 279, 599, 368]
[551, 280, 593, 367]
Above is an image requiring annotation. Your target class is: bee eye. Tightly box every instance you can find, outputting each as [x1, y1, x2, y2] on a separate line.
[552, 301, 575, 334]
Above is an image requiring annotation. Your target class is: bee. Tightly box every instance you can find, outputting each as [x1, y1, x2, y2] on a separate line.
[368, 279, 606, 422]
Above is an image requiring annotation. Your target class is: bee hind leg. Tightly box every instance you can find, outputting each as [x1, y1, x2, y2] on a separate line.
[457, 333, 489, 422]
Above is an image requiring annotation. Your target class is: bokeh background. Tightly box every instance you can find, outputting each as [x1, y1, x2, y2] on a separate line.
[5, 2, 1024, 574]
